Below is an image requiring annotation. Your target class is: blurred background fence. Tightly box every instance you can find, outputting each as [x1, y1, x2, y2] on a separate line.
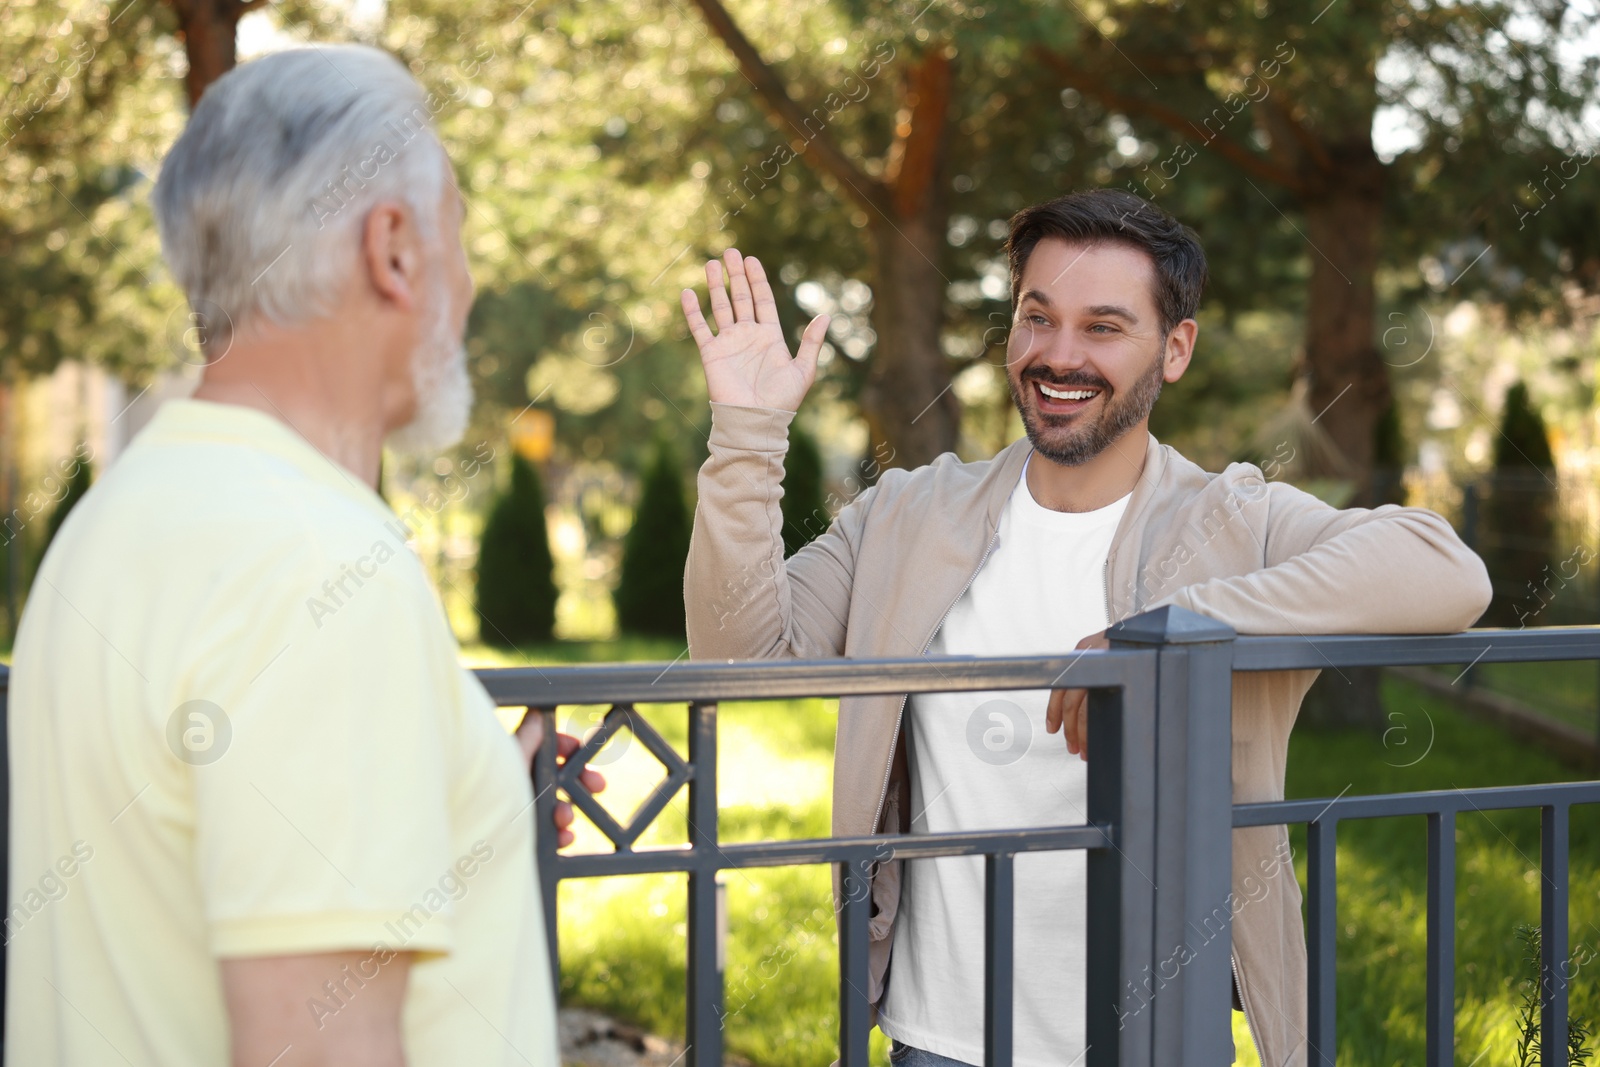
[1411, 468, 1600, 742]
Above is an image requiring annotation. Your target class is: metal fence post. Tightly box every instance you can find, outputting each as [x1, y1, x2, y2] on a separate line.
[1109, 607, 1237, 1067]
[686, 702, 725, 1067]
[532, 707, 562, 993]
[1085, 640, 1158, 1067]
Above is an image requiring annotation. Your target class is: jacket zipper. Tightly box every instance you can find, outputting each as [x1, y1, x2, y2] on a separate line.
[1232, 952, 1262, 1062]
[868, 523, 1003, 837]
[1102, 556, 1113, 623]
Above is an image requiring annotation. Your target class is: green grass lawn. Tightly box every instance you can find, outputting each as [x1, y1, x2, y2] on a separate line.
[496, 642, 1599, 1067]
[1431, 658, 1600, 738]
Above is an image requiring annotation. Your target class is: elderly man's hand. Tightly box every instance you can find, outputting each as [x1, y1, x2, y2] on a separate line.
[1044, 630, 1110, 761]
[515, 711, 606, 848]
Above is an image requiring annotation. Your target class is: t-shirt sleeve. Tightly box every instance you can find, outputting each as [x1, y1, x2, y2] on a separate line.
[184, 545, 461, 959]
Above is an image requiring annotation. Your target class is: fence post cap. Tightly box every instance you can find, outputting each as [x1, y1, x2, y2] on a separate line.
[1108, 605, 1236, 646]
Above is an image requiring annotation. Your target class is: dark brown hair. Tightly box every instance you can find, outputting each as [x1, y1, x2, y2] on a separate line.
[1005, 189, 1208, 336]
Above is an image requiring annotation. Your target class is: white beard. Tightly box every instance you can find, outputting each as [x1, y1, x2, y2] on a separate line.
[387, 297, 472, 456]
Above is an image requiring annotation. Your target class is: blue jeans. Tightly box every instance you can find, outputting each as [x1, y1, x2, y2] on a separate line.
[889, 1041, 978, 1067]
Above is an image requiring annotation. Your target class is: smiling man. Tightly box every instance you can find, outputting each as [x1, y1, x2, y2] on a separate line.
[679, 188, 1490, 1067]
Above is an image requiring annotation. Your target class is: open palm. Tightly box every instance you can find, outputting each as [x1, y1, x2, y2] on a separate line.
[680, 248, 830, 413]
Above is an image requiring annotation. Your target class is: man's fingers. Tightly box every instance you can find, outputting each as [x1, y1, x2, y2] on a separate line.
[724, 248, 755, 322]
[747, 256, 781, 325]
[794, 314, 830, 382]
[1045, 687, 1064, 734]
[556, 731, 582, 758]
[578, 768, 605, 795]
[705, 259, 734, 329]
[1068, 693, 1089, 760]
[680, 289, 715, 348]
[555, 800, 576, 848]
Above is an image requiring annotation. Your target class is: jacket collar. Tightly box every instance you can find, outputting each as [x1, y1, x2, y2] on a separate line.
[982, 432, 1168, 534]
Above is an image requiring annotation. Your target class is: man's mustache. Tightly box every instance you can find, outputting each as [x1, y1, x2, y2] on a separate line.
[1018, 367, 1113, 393]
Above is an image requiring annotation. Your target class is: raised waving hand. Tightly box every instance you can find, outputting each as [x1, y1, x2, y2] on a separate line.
[680, 248, 831, 412]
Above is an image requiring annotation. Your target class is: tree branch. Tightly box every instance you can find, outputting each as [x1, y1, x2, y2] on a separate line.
[1261, 94, 1335, 177]
[1032, 45, 1306, 195]
[687, 0, 887, 213]
[883, 46, 955, 220]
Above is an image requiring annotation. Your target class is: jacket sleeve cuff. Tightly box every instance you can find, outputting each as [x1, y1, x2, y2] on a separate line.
[708, 402, 796, 453]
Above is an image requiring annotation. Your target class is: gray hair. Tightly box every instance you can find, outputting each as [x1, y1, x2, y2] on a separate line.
[153, 44, 449, 341]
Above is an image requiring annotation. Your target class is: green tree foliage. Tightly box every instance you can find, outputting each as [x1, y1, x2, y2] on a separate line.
[475, 454, 559, 647]
[1031, 0, 1598, 498]
[780, 424, 827, 557]
[615, 443, 692, 638]
[2, 0, 187, 384]
[109, 0, 1595, 497]
[1484, 381, 1556, 626]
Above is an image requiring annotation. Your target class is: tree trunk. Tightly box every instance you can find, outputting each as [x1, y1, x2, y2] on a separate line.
[1300, 143, 1389, 500]
[860, 48, 959, 472]
[1297, 142, 1391, 731]
[862, 210, 958, 471]
[1298, 664, 1388, 733]
[683, 1, 961, 473]
[168, 0, 258, 109]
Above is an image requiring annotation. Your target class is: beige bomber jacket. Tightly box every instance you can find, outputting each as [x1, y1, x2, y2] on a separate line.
[685, 403, 1493, 1067]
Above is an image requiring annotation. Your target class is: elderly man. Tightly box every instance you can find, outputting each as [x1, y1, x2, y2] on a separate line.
[6, 45, 586, 1067]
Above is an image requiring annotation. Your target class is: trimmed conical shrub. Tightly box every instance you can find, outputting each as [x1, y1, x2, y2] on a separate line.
[475, 454, 559, 647]
[1370, 400, 1407, 507]
[781, 425, 829, 557]
[615, 442, 692, 638]
[35, 457, 92, 571]
[1484, 381, 1556, 626]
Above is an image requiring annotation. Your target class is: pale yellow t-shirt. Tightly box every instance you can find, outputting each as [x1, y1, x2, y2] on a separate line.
[5, 399, 557, 1066]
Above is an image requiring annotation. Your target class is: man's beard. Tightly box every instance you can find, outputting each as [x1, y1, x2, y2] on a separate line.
[387, 297, 473, 456]
[1008, 350, 1165, 467]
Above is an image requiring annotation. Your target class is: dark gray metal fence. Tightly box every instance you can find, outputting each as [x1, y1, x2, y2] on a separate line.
[481, 611, 1600, 1067]
[0, 610, 1596, 1065]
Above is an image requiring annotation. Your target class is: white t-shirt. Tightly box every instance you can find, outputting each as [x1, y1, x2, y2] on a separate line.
[878, 464, 1129, 1067]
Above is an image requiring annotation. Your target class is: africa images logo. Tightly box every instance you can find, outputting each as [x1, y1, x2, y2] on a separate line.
[966, 698, 1032, 767]
[166, 700, 232, 766]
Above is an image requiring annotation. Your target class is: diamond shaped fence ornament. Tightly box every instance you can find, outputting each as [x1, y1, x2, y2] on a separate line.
[558, 704, 692, 851]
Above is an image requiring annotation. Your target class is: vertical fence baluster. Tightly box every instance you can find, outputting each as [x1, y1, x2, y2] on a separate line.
[533, 707, 561, 992]
[1426, 811, 1456, 1067]
[1541, 804, 1570, 1067]
[686, 702, 724, 1067]
[1307, 818, 1338, 1067]
[1086, 654, 1158, 1067]
[985, 852, 1015, 1067]
[838, 858, 873, 1066]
